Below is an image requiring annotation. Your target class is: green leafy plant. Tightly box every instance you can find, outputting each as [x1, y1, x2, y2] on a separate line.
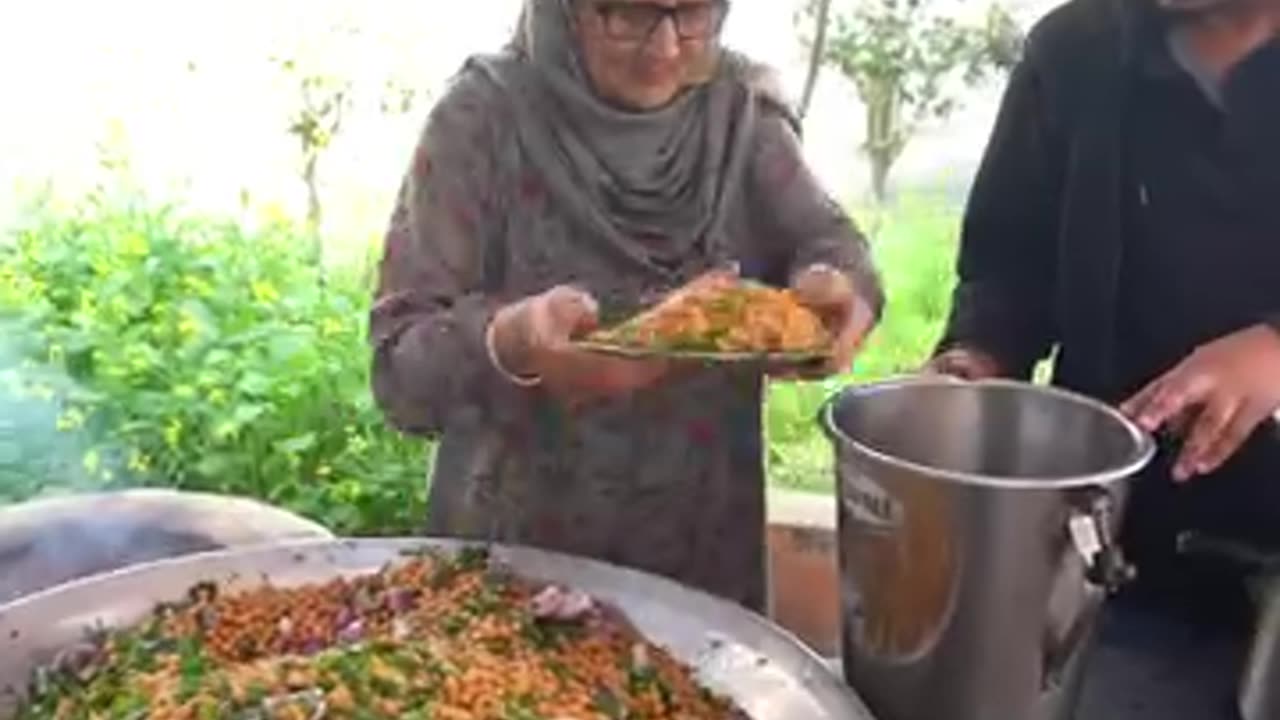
[0, 181, 430, 534]
[0, 170, 965, 528]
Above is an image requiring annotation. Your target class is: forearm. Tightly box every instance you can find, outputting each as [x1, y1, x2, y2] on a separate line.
[370, 292, 533, 436]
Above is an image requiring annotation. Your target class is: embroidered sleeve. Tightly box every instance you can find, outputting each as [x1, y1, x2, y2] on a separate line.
[368, 72, 529, 436]
[749, 113, 886, 320]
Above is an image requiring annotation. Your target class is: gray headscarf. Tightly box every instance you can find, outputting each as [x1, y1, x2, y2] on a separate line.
[467, 0, 794, 278]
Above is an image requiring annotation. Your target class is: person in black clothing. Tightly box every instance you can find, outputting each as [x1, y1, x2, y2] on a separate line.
[929, 0, 1280, 625]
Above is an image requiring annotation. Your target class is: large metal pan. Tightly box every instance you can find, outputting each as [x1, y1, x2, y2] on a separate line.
[0, 537, 875, 720]
[0, 488, 333, 605]
[1177, 531, 1280, 720]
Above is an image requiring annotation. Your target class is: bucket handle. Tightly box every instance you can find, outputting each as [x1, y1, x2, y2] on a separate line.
[1176, 531, 1280, 574]
[1069, 487, 1135, 593]
[1042, 486, 1136, 688]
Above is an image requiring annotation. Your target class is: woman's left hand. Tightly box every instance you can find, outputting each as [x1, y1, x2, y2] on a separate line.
[785, 263, 877, 378]
[1121, 324, 1280, 482]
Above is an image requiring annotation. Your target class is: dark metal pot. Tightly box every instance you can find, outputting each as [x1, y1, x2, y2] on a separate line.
[1176, 531, 1280, 720]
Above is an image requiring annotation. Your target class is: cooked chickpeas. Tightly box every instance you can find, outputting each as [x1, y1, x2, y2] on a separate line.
[17, 550, 747, 720]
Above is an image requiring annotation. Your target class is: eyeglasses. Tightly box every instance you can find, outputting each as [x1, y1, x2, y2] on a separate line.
[592, 1, 729, 42]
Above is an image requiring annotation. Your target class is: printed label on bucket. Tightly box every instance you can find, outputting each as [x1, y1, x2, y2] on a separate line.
[839, 471, 959, 667]
[841, 472, 904, 531]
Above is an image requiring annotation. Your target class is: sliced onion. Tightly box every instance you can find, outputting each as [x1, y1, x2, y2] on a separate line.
[336, 619, 364, 644]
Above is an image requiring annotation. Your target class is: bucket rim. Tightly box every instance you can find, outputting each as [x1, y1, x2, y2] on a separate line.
[819, 376, 1157, 490]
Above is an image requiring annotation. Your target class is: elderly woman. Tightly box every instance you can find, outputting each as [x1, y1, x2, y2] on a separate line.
[369, 0, 884, 611]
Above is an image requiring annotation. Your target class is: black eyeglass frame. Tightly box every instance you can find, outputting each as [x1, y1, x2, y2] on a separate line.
[591, 0, 730, 42]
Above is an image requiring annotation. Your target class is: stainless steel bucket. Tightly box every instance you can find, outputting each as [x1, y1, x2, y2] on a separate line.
[821, 378, 1156, 720]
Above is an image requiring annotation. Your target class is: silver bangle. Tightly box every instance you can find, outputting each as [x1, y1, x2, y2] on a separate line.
[484, 318, 542, 388]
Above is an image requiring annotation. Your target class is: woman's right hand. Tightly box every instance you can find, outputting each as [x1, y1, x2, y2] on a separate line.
[488, 285, 671, 408]
[922, 346, 1004, 380]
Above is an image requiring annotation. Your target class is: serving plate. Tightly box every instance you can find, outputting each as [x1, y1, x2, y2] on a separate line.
[572, 338, 831, 364]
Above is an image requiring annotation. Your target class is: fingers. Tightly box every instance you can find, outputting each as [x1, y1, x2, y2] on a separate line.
[847, 296, 877, 341]
[924, 348, 1000, 381]
[922, 354, 963, 377]
[517, 286, 600, 380]
[1120, 344, 1274, 482]
[1176, 399, 1270, 481]
[1201, 401, 1270, 473]
[829, 309, 871, 373]
[775, 297, 872, 380]
[1173, 395, 1239, 481]
[1164, 407, 1196, 439]
[540, 286, 600, 342]
[527, 283, 680, 407]
[1119, 378, 1161, 426]
[924, 359, 974, 379]
[791, 263, 855, 314]
[1122, 365, 1215, 433]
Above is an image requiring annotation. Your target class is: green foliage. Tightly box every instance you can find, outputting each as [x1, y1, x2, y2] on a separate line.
[0, 181, 960, 531]
[799, 0, 1023, 200]
[0, 185, 429, 534]
[847, 197, 960, 377]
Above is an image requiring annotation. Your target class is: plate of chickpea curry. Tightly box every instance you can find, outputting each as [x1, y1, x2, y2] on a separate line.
[11, 547, 752, 720]
[576, 276, 833, 364]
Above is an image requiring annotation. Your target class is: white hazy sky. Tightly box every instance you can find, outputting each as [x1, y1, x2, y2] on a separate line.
[0, 0, 1062, 244]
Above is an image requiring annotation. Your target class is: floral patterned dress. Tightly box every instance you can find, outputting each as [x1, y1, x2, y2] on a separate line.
[368, 67, 882, 612]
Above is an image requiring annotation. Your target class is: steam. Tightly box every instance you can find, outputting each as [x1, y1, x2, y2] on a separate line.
[0, 324, 329, 606]
[0, 325, 128, 504]
[0, 322, 156, 604]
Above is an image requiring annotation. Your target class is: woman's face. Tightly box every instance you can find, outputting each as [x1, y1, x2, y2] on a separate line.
[573, 0, 727, 111]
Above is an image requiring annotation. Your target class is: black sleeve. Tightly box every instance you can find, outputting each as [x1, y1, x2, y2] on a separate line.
[935, 54, 1065, 379]
[1223, 40, 1280, 332]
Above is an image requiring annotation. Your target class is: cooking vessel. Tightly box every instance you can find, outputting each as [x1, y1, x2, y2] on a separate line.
[1177, 531, 1280, 720]
[0, 537, 875, 720]
[0, 488, 332, 604]
[822, 378, 1155, 720]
